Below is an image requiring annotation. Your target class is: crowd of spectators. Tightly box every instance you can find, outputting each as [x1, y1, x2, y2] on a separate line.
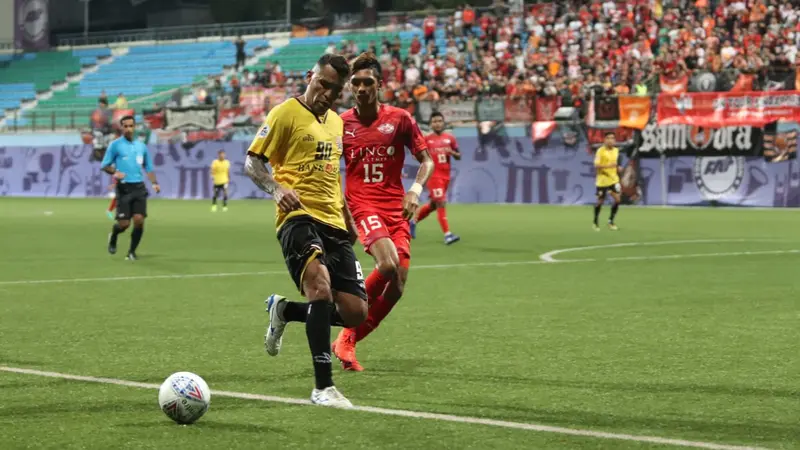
[217, 0, 800, 113]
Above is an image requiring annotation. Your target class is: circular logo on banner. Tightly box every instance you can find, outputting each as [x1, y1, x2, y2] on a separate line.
[18, 0, 48, 43]
[694, 72, 717, 92]
[687, 126, 714, 150]
[693, 156, 745, 200]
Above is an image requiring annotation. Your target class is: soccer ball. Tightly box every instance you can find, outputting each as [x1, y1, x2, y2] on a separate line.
[158, 372, 211, 425]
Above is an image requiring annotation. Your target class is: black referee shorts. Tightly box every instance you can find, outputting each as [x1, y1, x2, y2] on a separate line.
[116, 182, 148, 220]
[277, 216, 366, 300]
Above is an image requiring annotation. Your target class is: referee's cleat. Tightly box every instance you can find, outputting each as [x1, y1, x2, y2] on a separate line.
[106, 211, 115, 220]
[265, 294, 288, 356]
[608, 223, 619, 231]
[211, 205, 218, 213]
[222, 206, 228, 212]
[107, 232, 117, 254]
[126, 252, 137, 261]
[593, 223, 600, 232]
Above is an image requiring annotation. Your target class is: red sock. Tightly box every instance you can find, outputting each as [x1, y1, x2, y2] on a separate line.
[354, 257, 408, 342]
[416, 203, 433, 222]
[437, 207, 450, 234]
[354, 295, 397, 342]
[364, 269, 390, 306]
[108, 198, 116, 212]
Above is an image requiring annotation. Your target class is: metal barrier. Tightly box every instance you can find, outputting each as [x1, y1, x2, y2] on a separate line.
[2, 110, 86, 132]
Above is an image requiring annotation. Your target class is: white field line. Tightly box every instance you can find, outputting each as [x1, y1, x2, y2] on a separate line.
[0, 366, 768, 450]
[1, 246, 798, 286]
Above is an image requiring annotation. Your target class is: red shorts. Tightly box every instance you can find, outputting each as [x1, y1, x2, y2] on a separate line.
[350, 204, 411, 262]
[428, 177, 450, 202]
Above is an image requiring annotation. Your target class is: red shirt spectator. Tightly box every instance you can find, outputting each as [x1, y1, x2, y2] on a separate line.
[424, 16, 437, 38]
[410, 37, 422, 55]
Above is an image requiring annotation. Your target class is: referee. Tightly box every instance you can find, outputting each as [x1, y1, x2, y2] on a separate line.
[101, 115, 160, 260]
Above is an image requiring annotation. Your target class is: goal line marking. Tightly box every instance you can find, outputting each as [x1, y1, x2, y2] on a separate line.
[0, 366, 768, 450]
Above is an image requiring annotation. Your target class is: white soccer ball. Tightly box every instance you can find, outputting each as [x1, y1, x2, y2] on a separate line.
[158, 372, 211, 425]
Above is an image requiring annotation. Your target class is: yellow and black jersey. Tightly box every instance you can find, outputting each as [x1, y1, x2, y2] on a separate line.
[210, 159, 230, 185]
[248, 98, 345, 232]
[594, 145, 620, 187]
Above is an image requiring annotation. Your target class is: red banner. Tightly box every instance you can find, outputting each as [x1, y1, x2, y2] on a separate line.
[534, 96, 560, 121]
[659, 74, 688, 94]
[504, 97, 534, 122]
[217, 106, 246, 128]
[657, 91, 800, 127]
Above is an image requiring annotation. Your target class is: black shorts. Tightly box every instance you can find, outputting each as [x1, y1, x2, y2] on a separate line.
[213, 184, 227, 194]
[278, 216, 367, 300]
[596, 183, 621, 198]
[116, 182, 148, 220]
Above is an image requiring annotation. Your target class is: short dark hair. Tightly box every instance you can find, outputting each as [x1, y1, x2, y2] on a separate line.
[316, 53, 350, 81]
[350, 52, 383, 80]
[605, 132, 615, 138]
[430, 112, 444, 122]
[119, 115, 135, 126]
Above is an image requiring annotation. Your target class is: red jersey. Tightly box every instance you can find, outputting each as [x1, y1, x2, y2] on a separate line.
[342, 104, 428, 210]
[425, 132, 458, 180]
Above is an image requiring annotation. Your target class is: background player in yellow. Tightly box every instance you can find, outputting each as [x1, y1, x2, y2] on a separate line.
[244, 54, 367, 409]
[593, 132, 622, 231]
[210, 150, 230, 212]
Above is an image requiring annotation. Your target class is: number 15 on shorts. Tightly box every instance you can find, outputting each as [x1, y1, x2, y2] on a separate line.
[360, 215, 382, 235]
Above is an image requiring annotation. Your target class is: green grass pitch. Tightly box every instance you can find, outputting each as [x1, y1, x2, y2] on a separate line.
[0, 198, 798, 449]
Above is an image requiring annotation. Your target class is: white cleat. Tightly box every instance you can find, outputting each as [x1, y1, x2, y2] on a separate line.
[311, 386, 353, 408]
[264, 294, 288, 356]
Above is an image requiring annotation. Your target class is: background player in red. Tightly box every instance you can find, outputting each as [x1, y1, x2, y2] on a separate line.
[409, 112, 461, 245]
[106, 177, 118, 219]
[333, 52, 434, 371]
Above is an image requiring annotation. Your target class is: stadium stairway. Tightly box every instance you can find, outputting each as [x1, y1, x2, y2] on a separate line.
[1, 39, 268, 130]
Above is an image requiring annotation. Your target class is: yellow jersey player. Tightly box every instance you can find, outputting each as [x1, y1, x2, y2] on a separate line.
[210, 150, 231, 212]
[593, 132, 623, 231]
[244, 54, 367, 409]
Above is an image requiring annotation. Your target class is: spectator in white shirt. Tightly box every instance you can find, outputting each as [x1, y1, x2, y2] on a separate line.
[404, 64, 420, 89]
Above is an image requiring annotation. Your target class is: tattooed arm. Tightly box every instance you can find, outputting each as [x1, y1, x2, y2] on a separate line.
[245, 152, 301, 212]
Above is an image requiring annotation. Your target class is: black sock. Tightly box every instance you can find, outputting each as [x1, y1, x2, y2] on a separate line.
[212, 195, 217, 205]
[283, 301, 308, 322]
[129, 227, 144, 254]
[609, 203, 619, 223]
[223, 195, 228, 207]
[110, 223, 124, 245]
[306, 301, 334, 390]
[593, 205, 602, 225]
[329, 308, 345, 327]
[283, 301, 344, 326]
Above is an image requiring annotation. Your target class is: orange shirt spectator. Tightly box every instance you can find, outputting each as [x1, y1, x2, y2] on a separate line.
[463, 7, 475, 26]
[614, 84, 630, 94]
[749, 1, 767, 23]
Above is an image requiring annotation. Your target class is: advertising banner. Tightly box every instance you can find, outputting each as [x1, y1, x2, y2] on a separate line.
[0, 131, 797, 207]
[657, 91, 800, 128]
